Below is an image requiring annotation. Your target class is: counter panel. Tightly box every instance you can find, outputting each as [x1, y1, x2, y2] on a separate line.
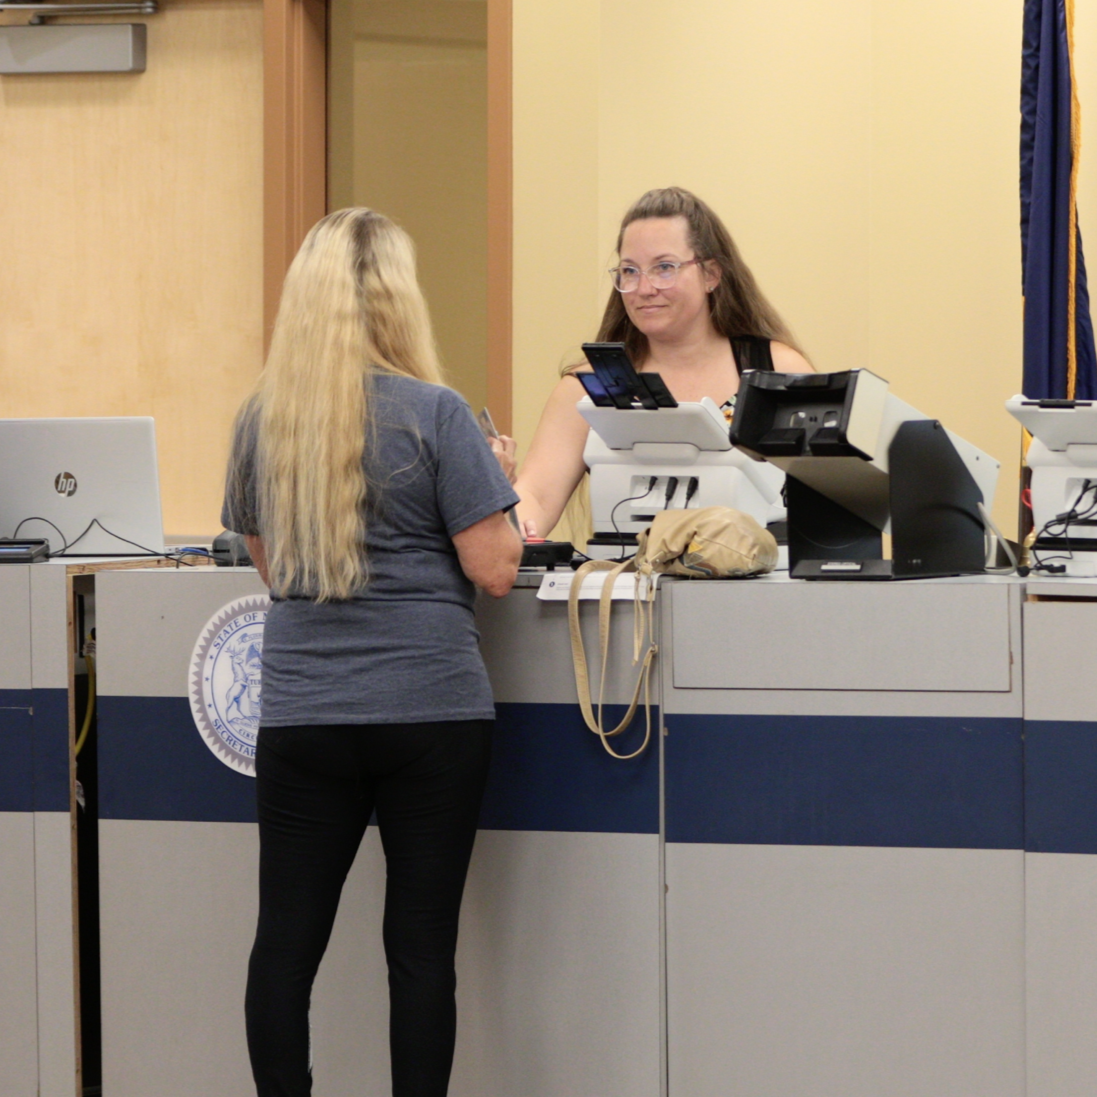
[1022, 598, 1097, 722]
[1023, 594, 1097, 1097]
[0, 563, 83, 1097]
[304, 827, 662, 1097]
[666, 843, 1024, 1097]
[665, 713, 1023, 850]
[0, 811, 38, 1097]
[479, 584, 660, 708]
[1025, 852, 1097, 1097]
[0, 700, 34, 812]
[27, 565, 80, 1097]
[0, 571, 33, 811]
[97, 694, 258, 823]
[0, 566, 32, 689]
[0, 566, 38, 1096]
[93, 570, 663, 1097]
[97, 818, 258, 1097]
[662, 578, 1026, 1097]
[1022, 599, 1097, 853]
[671, 578, 1013, 693]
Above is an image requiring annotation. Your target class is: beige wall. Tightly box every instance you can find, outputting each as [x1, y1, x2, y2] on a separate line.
[329, 0, 489, 413]
[510, 0, 1093, 536]
[0, 0, 264, 539]
[3, 1, 1094, 538]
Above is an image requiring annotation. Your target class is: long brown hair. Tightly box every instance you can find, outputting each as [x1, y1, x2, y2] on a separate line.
[590, 186, 802, 366]
[226, 208, 442, 601]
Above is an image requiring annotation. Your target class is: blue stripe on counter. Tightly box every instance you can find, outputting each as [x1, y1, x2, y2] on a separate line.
[0, 689, 33, 812]
[665, 714, 1023, 850]
[483, 702, 658, 834]
[95, 696, 658, 831]
[1026, 720, 1097, 854]
[98, 696, 257, 823]
[33, 688, 71, 812]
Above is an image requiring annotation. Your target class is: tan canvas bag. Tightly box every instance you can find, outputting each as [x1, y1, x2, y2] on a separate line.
[567, 507, 778, 760]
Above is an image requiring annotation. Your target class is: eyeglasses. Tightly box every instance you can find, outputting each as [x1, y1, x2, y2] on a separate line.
[609, 257, 703, 293]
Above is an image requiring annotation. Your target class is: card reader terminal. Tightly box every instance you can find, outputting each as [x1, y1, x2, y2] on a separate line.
[0, 538, 50, 563]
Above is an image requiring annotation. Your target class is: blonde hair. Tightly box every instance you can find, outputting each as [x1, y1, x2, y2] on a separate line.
[583, 186, 803, 370]
[228, 208, 442, 601]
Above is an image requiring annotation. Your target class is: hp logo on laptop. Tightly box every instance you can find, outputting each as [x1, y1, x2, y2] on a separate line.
[54, 472, 77, 497]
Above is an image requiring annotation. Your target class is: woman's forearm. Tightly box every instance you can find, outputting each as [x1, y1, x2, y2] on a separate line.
[245, 535, 270, 586]
[514, 476, 579, 541]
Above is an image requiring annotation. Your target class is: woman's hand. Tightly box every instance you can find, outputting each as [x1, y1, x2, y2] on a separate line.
[489, 435, 518, 483]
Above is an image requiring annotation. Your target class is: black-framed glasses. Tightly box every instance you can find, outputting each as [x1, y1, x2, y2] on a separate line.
[609, 257, 703, 293]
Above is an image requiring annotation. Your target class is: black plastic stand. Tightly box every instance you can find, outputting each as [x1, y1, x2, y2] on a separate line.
[789, 420, 986, 580]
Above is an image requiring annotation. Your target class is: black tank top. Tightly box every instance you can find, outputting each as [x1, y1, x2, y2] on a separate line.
[730, 335, 775, 375]
[718, 336, 774, 425]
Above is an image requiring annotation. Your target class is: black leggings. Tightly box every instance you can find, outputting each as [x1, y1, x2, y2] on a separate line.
[245, 720, 493, 1097]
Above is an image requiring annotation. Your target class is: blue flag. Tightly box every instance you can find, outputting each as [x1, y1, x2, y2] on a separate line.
[1021, 0, 1097, 399]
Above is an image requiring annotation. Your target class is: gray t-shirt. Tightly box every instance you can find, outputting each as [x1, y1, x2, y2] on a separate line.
[221, 371, 520, 727]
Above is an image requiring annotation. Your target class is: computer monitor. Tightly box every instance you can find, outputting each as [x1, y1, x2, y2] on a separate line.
[0, 417, 166, 556]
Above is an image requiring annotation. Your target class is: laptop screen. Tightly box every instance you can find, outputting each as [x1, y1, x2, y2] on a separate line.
[0, 417, 165, 556]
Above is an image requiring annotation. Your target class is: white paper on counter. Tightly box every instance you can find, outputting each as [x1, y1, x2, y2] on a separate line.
[536, 571, 659, 601]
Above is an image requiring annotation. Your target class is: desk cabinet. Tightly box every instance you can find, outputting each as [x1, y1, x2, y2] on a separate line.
[661, 577, 1025, 1097]
[0, 566, 39, 1097]
[72, 567, 1097, 1096]
[0, 562, 92, 1097]
[1023, 583, 1097, 1097]
[93, 570, 662, 1097]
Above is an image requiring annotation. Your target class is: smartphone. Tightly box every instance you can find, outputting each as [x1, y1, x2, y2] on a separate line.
[477, 407, 499, 440]
[581, 342, 657, 409]
[575, 371, 616, 407]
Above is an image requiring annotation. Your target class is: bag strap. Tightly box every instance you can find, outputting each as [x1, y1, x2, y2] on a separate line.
[567, 557, 657, 760]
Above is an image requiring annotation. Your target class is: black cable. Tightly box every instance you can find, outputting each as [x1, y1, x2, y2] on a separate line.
[684, 476, 699, 507]
[13, 514, 204, 566]
[611, 477, 658, 559]
[1035, 480, 1097, 567]
[56, 518, 195, 565]
[663, 477, 679, 509]
[12, 516, 70, 552]
[1032, 479, 1097, 571]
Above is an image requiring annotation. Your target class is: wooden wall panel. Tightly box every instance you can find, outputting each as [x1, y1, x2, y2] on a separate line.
[263, 0, 327, 351]
[0, 0, 264, 538]
[486, 0, 512, 434]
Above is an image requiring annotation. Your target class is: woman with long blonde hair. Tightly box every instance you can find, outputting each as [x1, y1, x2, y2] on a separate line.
[223, 208, 521, 1097]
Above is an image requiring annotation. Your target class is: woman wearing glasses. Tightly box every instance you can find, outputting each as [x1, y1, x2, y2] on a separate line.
[495, 186, 811, 539]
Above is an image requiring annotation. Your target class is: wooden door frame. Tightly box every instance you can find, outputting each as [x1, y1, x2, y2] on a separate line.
[263, 0, 513, 433]
[262, 0, 327, 352]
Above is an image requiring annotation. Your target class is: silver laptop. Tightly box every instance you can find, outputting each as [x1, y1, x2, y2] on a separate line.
[0, 417, 165, 556]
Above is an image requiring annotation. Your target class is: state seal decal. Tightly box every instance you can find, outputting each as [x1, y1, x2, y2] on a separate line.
[189, 595, 270, 777]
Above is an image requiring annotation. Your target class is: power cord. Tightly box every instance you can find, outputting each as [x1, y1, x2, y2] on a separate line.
[611, 477, 658, 560]
[12, 515, 198, 566]
[663, 477, 679, 510]
[1031, 479, 1097, 573]
[684, 476, 699, 507]
[12, 516, 69, 551]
